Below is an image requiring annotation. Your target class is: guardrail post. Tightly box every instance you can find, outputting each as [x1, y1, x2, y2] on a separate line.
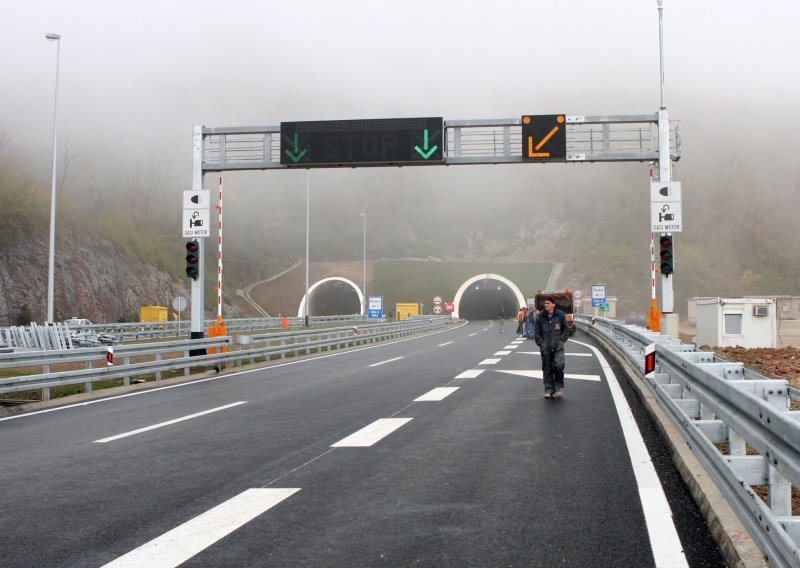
[155, 353, 162, 380]
[184, 349, 191, 375]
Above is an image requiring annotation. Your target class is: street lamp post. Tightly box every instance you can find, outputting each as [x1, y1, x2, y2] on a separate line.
[360, 213, 366, 316]
[45, 32, 61, 323]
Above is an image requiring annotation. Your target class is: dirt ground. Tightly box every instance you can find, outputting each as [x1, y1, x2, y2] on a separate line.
[680, 319, 800, 390]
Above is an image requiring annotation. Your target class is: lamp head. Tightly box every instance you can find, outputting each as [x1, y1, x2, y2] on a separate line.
[46, 33, 61, 41]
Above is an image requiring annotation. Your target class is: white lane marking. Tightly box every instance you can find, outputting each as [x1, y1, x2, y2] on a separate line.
[0, 321, 470, 424]
[331, 418, 413, 447]
[504, 345, 519, 349]
[469, 333, 477, 337]
[571, 339, 688, 567]
[414, 387, 459, 402]
[438, 341, 454, 347]
[93, 402, 248, 443]
[517, 351, 593, 356]
[479, 358, 501, 365]
[100, 488, 299, 568]
[455, 369, 485, 379]
[496, 370, 601, 382]
[368, 356, 404, 367]
[494, 350, 511, 356]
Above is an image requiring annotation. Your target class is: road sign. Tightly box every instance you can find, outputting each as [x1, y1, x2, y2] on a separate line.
[521, 114, 567, 161]
[591, 284, 606, 308]
[444, 302, 454, 313]
[574, 299, 583, 307]
[573, 290, 583, 299]
[280, 117, 444, 166]
[433, 305, 442, 314]
[433, 296, 442, 305]
[650, 181, 682, 233]
[599, 302, 609, 312]
[368, 296, 383, 319]
[172, 296, 188, 312]
[182, 190, 211, 238]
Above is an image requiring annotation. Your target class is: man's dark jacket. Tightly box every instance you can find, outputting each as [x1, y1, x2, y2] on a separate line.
[533, 308, 569, 351]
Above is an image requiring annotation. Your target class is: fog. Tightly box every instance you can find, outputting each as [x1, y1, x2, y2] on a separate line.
[2, 0, 799, 315]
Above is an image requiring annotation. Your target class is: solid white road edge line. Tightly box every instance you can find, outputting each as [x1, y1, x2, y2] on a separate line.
[331, 418, 413, 447]
[414, 387, 459, 402]
[572, 339, 688, 567]
[368, 356, 404, 367]
[100, 488, 299, 568]
[93, 402, 248, 443]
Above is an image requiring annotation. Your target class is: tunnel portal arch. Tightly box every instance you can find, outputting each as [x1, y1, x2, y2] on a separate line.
[297, 277, 364, 317]
[453, 274, 526, 320]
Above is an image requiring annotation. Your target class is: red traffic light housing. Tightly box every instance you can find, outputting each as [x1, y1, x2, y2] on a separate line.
[659, 233, 674, 276]
[185, 240, 199, 280]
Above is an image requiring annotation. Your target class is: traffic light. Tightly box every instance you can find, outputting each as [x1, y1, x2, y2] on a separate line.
[659, 233, 674, 276]
[185, 240, 199, 280]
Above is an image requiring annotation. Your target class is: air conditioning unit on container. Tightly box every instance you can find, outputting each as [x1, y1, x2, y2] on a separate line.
[753, 305, 768, 317]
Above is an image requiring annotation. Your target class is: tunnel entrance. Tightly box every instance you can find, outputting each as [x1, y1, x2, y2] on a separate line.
[458, 279, 520, 320]
[453, 274, 526, 321]
[297, 277, 364, 317]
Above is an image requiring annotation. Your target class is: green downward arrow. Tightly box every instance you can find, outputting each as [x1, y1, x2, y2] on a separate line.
[285, 133, 307, 163]
[414, 129, 438, 159]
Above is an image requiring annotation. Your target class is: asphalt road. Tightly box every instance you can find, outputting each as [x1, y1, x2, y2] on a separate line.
[0, 321, 726, 567]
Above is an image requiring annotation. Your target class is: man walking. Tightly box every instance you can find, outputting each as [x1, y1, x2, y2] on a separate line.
[534, 296, 569, 398]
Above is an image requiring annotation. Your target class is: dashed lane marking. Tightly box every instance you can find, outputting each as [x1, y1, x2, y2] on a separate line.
[100, 488, 300, 568]
[414, 387, 460, 402]
[93, 402, 248, 444]
[438, 341, 454, 347]
[368, 356, 404, 367]
[494, 350, 511, 356]
[455, 369, 485, 379]
[331, 418, 413, 447]
[479, 358, 501, 365]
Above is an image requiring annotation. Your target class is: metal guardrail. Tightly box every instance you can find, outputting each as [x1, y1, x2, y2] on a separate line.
[0, 319, 448, 402]
[0, 315, 372, 348]
[577, 315, 800, 567]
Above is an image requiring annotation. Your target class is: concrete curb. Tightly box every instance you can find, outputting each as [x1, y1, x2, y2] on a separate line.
[588, 327, 767, 567]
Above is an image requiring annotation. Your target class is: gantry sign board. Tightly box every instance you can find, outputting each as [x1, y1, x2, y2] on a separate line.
[650, 181, 682, 233]
[201, 114, 680, 171]
[521, 114, 567, 161]
[280, 117, 444, 167]
[182, 190, 211, 238]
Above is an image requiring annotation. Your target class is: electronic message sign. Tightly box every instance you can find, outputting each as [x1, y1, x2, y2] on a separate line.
[521, 114, 567, 161]
[280, 117, 443, 166]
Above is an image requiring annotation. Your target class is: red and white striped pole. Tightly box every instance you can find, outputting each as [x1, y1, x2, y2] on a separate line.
[648, 163, 661, 331]
[216, 176, 223, 321]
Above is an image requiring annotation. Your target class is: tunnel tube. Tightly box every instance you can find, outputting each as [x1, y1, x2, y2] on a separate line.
[297, 277, 365, 317]
[453, 274, 527, 320]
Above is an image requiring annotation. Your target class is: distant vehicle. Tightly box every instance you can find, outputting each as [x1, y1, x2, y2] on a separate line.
[534, 289, 575, 336]
[65, 317, 92, 327]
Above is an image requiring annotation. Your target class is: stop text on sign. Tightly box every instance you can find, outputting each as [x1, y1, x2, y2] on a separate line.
[280, 117, 444, 167]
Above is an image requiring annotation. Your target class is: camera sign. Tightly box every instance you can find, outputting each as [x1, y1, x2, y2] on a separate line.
[650, 181, 682, 233]
[182, 190, 211, 238]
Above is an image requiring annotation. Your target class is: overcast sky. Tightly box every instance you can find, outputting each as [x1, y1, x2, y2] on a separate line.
[2, 0, 799, 201]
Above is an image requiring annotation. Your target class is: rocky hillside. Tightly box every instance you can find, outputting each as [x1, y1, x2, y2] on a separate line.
[0, 235, 242, 325]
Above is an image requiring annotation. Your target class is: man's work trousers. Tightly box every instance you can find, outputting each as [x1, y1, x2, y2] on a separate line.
[540, 348, 565, 392]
